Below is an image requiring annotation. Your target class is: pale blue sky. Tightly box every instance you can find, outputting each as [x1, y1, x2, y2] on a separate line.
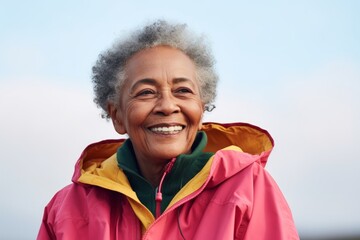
[1, 1, 359, 239]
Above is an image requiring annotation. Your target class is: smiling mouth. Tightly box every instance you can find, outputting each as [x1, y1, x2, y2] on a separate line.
[149, 125, 184, 135]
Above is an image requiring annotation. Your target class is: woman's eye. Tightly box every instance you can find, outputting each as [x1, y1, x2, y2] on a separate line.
[136, 89, 156, 97]
[175, 88, 193, 94]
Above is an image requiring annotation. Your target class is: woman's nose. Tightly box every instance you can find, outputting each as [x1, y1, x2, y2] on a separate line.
[153, 92, 180, 115]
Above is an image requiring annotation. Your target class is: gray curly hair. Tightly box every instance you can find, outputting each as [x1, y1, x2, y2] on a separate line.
[92, 20, 218, 118]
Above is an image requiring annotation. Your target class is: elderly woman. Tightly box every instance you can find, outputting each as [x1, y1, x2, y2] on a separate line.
[38, 20, 299, 239]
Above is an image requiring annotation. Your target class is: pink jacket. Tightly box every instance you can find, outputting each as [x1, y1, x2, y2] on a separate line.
[38, 122, 299, 239]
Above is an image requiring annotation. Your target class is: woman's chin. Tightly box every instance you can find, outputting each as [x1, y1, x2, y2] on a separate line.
[150, 147, 190, 162]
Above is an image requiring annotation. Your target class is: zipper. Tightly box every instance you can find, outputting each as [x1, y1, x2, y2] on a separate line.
[142, 161, 214, 239]
[155, 157, 176, 219]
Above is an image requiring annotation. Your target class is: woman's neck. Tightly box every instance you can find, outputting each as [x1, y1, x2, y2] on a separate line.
[136, 157, 169, 187]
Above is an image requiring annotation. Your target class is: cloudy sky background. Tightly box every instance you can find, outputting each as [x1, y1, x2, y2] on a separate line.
[1, 1, 359, 239]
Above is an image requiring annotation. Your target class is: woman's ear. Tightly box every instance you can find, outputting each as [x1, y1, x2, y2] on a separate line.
[198, 120, 203, 130]
[107, 102, 127, 135]
[198, 105, 204, 130]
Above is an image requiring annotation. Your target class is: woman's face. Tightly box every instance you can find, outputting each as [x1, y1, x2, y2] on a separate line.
[109, 46, 204, 163]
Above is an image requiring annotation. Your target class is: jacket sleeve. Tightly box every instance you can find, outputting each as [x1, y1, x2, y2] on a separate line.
[239, 163, 300, 240]
[36, 186, 71, 240]
[37, 204, 56, 240]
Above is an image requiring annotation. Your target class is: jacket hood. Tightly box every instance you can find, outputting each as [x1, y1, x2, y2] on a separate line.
[202, 122, 273, 155]
[192, 122, 273, 188]
[72, 122, 273, 183]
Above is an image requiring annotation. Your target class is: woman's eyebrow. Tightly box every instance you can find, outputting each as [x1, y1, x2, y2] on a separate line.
[130, 78, 157, 93]
[173, 78, 196, 87]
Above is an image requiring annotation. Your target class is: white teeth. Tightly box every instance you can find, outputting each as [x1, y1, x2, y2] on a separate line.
[150, 125, 183, 134]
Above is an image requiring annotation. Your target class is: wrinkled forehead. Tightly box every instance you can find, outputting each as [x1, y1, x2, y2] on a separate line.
[123, 46, 197, 82]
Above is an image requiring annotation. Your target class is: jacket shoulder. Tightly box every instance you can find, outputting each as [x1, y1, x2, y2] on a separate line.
[44, 182, 104, 223]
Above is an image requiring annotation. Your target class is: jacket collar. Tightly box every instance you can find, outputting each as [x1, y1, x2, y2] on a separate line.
[72, 122, 274, 183]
